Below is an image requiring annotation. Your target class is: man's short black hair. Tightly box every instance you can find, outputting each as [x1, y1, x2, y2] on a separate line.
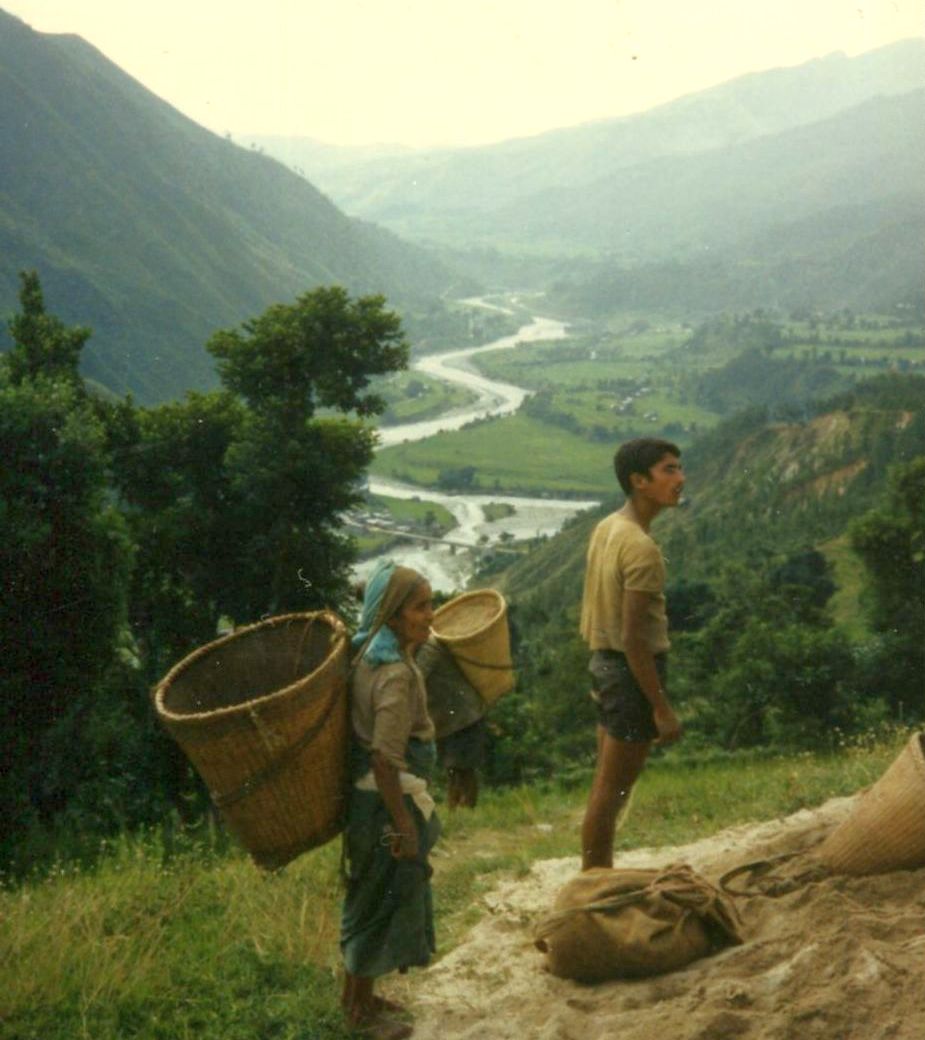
[614, 438, 681, 496]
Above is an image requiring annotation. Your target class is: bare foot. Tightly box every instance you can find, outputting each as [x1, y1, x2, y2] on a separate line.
[372, 995, 407, 1016]
[349, 1011, 413, 1040]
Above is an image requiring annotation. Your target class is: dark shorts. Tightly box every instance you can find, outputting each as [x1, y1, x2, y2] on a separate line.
[589, 650, 668, 743]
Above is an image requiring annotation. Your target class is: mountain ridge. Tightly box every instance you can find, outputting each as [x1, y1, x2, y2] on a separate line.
[0, 10, 455, 402]
[253, 38, 925, 243]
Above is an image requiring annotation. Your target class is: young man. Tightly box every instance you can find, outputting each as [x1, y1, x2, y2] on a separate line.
[579, 438, 685, 870]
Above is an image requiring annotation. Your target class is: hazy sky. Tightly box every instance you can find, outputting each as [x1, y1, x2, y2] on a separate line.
[4, 0, 924, 147]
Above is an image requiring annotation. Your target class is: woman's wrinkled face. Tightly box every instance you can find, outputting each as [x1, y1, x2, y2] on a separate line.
[388, 581, 434, 650]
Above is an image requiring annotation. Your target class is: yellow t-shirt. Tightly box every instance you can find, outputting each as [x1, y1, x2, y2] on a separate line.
[579, 511, 669, 653]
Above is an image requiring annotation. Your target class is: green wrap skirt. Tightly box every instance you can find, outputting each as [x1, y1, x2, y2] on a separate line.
[340, 739, 441, 978]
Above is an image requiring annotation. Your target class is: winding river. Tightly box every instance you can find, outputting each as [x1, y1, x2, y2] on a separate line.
[355, 302, 599, 591]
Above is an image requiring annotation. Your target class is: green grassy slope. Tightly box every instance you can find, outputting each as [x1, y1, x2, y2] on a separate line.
[0, 736, 907, 1040]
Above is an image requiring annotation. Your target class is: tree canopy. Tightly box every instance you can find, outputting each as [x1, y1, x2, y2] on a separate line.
[1, 274, 408, 869]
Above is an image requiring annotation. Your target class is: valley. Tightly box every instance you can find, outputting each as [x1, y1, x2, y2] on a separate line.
[351, 291, 925, 594]
[2, 12, 924, 1040]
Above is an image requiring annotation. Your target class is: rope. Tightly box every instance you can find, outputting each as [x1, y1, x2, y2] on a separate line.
[211, 668, 343, 811]
[719, 852, 830, 898]
[440, 648, 513, 671]
[535, 866, 740, 943]
[292, 615, 318, 681]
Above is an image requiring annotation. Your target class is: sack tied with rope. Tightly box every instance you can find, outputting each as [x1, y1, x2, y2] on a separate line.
[534, 863, 743, 983]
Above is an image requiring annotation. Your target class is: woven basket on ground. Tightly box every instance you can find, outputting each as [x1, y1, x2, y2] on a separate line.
[815, 731, 925, 876]
[430, 589, 514, 706]
[154, 611, 349, 870]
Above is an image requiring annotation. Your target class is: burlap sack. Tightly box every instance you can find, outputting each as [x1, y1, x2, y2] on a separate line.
[534, 864, 742, 983]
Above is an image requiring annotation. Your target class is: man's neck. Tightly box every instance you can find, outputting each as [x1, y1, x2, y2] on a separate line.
[619, 496, 661, 533]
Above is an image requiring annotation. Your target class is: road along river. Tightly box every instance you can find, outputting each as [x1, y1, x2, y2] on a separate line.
[355, 309, 600, 592]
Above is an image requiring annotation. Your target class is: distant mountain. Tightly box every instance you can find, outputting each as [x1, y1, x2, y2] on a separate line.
[254, 39, 925, 250]
[547, 192, 925, 317]
[0, 10, 456, 402]
[483, 89, 924, 259]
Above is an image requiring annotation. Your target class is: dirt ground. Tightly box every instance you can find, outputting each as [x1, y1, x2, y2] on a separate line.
[401, 795, 925, 1040]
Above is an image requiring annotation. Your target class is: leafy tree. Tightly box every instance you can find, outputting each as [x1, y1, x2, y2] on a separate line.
[223, 413, 378, 614]
[673, 562, 857, 749]
[849, 456, 925, 716]
[769, 549, 836, 613]
[701, 622, 856, 749]
[207, 286, 406, 427]
[112, 288, 408, 680]
[437, 465, 477, 490]
[2, 271, 89, 388]
[109, 391, 246, 675]
[0, 280, 133, 854]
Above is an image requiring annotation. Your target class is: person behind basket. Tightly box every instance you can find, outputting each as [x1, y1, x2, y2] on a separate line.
[340, 560, 439, 1040]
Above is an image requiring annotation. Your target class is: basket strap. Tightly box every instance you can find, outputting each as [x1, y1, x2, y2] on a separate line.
[210, 676, 344, 811]
[293, 616, 318, 681]
[719, 852, 829, 898]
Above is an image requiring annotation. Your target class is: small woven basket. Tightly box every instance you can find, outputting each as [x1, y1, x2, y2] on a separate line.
[154, 611, 349, 870]
[815, 732, 925, 876]
[431, 589, 514, 706]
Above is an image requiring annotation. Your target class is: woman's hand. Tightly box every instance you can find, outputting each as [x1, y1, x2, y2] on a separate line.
[371, 751, 422, 860]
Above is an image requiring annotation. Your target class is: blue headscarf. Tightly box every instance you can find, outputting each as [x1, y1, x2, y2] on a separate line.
[351, 559, 424, 667]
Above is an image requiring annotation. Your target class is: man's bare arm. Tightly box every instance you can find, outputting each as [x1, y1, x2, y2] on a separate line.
[622, 589, 682, 744]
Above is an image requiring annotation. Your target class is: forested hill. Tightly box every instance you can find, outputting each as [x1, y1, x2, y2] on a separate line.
[0, 10, 456, 402]
[495, 374, 925, 611]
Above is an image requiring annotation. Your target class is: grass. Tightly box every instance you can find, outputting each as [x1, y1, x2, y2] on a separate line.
[820, 533, 872, 640]
[0, 732, 909, 1040]
[349, 493, 458, 557]
[377, 371, 477, 426]
[470, 335, 683, 390]
[371, 412, 616, 495]
[365, 494, 455, 531]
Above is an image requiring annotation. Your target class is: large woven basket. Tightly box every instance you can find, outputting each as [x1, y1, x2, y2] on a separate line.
[154, 611, 349, 870]
[430, 589, 514, 706]
[815, 732, 925, 876]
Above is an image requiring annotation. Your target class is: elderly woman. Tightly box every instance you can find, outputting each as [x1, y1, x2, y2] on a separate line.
[341, 560, 439, 1040]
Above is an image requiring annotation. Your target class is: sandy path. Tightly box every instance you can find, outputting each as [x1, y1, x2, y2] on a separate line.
[400, 796, 925, 1040]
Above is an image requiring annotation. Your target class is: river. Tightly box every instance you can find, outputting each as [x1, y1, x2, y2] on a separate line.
[354, 303, 599, 591]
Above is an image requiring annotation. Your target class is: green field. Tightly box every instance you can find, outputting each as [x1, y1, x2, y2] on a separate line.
[348, 493, 457, 557]
[1, 734, 908, 1040]
[366, 494, 455, 529]
[376, 371, 477, 425]
[471, 326, 691, 389]
[370, 320, 727, 495]
[371, 411, 616, 495]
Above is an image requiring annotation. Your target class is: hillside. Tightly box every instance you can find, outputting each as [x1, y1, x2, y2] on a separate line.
[495, 375, 925, 609]
[548, 192, 925, 317]
[254, 39, 925, 254]
[484, 90, 924, 259]
[0, 10, 456, 402]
